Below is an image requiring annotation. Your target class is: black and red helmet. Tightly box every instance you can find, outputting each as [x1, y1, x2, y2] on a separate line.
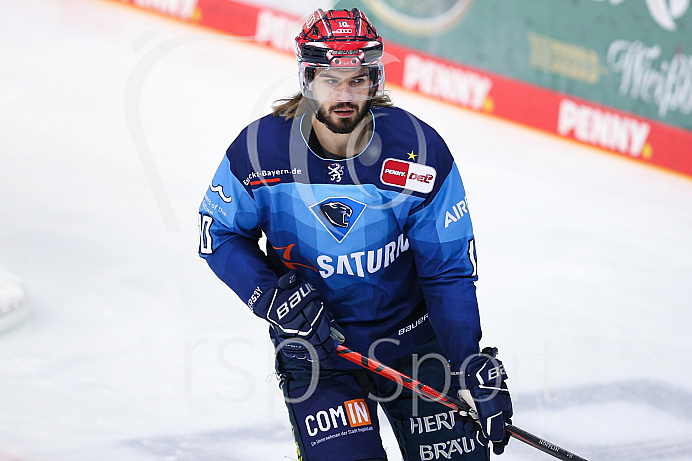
[294, 9, 385, 98]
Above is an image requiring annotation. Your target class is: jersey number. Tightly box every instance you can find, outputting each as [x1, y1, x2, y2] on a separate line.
[468, 238, 477, 277]
[199, 213, 214, 255]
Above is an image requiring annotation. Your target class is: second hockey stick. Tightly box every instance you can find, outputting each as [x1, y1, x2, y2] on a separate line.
[335, 344, 588, 461]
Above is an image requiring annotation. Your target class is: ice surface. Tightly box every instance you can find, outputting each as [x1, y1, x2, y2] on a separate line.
[1, 1, 692, 460]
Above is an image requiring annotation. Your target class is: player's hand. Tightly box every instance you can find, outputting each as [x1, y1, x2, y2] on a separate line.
[254, 271, 340, 367]
[453, 347, 513, 455]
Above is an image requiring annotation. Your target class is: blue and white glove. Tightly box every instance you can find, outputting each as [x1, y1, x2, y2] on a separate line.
[453, 347, 513, 455]
[253, 271, 341, 367]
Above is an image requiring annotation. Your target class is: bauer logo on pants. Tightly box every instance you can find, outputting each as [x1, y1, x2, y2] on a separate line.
[380, 158, 436, 194]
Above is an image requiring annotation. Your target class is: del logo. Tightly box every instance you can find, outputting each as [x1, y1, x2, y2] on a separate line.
[305, 399, 372, 437]
[310, 197, 366, 243]
[380, 158, 436, 194]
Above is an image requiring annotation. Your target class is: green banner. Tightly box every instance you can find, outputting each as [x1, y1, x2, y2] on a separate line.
[340, 0, 692, 131]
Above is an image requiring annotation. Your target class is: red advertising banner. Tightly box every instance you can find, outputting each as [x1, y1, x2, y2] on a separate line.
[388, 45, 692, 178]
[113, 0, 692, 178]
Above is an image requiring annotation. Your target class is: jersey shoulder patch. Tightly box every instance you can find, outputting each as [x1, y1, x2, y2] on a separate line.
[380, 158, 436, 194]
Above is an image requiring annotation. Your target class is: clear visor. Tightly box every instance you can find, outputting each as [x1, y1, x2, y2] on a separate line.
[299, 62, 385, 101]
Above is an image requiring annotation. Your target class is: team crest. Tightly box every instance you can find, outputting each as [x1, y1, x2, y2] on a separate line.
[310, 197, 366, 243]
[327, 163, 345, 183]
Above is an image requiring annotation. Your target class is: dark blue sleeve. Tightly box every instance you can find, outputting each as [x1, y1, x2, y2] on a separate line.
[198, 147, 279, 314]
[405, 139, 481, 366]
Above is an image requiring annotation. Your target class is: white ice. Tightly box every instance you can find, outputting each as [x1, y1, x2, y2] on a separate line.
[1, 1, 692, 460]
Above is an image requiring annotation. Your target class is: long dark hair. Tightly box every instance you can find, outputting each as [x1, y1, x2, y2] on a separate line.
[272, 92, 394, 120]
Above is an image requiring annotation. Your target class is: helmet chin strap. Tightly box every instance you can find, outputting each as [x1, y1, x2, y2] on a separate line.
[305, 96, 321, 118]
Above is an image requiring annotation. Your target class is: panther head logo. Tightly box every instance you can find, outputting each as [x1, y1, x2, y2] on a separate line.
[319, 201, 353, 228]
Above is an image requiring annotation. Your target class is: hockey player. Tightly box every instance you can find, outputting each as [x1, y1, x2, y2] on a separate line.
[199, 8, 512, 460]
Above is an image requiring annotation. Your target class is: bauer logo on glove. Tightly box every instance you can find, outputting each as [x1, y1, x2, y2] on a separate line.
[452, 347, 513, 455]
[253, 270, 342, 367]
[272, 282, 317, 322]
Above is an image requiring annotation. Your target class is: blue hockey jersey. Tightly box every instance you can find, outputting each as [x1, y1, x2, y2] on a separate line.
[199, 106, 481, 367]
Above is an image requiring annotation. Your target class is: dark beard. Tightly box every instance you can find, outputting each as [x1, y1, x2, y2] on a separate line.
[315, 102, 371, 134]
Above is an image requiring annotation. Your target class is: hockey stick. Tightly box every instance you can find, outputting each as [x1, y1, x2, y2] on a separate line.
[335, 344, 588, 461]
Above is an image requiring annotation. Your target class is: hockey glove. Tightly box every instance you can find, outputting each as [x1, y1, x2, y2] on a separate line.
[254, 271, 340, 367]
[452, 347, 513, 455]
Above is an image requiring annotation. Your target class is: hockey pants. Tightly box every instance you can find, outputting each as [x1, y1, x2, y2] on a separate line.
[276, 337, 490, 461]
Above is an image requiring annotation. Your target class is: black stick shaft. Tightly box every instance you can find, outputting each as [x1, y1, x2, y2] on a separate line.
[507, 424, 588, 461]
[335, 344, 588, 461]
